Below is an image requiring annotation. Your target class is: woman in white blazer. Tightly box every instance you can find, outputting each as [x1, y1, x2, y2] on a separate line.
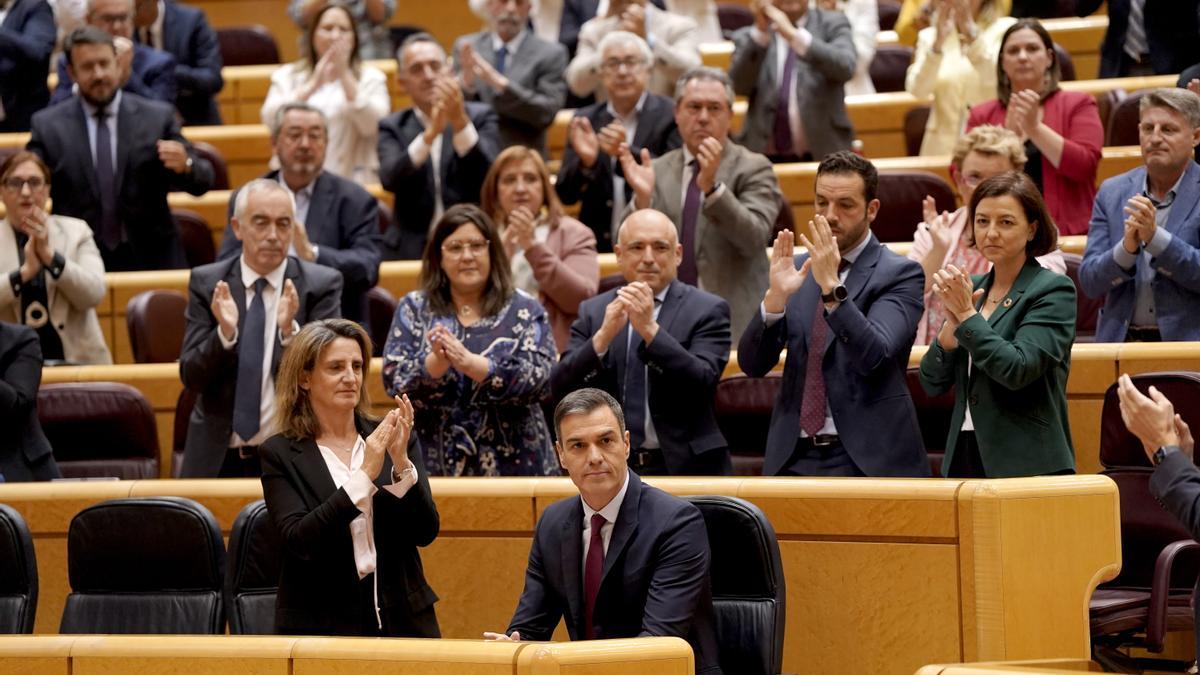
[0, 151, 110, 365]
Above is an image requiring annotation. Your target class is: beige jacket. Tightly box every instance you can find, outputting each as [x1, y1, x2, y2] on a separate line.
[0, 215, 111, 365]
[566, 5, 701, 100]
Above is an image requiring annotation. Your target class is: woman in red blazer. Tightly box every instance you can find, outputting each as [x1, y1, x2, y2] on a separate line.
[966, 19, 1103, 235]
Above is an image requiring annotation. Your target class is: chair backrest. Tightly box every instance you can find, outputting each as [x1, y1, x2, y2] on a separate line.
[37, 383, 159, 479]
[905, 367, 955, 475]
[874, 171, 957, 242]
[716, 3, 754, 39]
[216, 25, 280, 66]
[1053, 43, 1076, 81]
[1106, 90, 1147, 147]
[903, 106, 931, 157]
[869, 45, 913, 93]
[367, 286, 398, 358]
[878, 1, 901, 30]
[598, 273, 625, 294]
[773, 189, 794, 240]
[60, 497, 226, 634]
[0, 504, 37, 634]
[225, 500, 283, 635]
[1099, 373, 1200, 586]
[173, 208, 216, 268]
[1060, 252, 1103, 340]
[376, 198, 394, 235]
[190, 141, 229, 190]
[714, 373, 782, 476]
[685, 496, 785, 675]
[126, 289, 188, 363]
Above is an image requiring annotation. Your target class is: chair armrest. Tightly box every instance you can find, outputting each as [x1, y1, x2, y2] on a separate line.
[1146, 538, 1200, 652]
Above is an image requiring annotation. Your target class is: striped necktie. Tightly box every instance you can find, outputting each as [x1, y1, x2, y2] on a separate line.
[1123, 0, 1148, 62]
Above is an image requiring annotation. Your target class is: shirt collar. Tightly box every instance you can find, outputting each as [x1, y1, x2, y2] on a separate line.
[581, 467, 630, 525]
[277, 173, 316, 201]
[606, 90, 649, 122]
[80, 89, 123, 117]
[1142, 168, 1188, 208]
[491, 27, 527, 54]
[841, 226, 874, 265]
[239, 255, 288, 291]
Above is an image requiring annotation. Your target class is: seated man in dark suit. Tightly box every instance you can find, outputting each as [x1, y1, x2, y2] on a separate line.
[181, 179, 342, 478]
[132, 0, 224, 125]
[219, 103, 381, 325]
[51, 0, 177, 106]
[378, 33, 499, 260]
[556, 31, 679, 253]
[738, 151, 928, 477]
[485, 387, 721, 675]
[552, 209, 731, 475]
[455, 0, 568, 154]
[29, 26, 213, 271]
[0, 0, 56, 132]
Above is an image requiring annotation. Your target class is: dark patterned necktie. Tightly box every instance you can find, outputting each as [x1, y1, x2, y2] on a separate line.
[584, 513, 606, 639]
[232, 278, 269, 440]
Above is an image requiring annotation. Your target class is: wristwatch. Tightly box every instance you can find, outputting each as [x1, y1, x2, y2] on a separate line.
[1152, 446, 1177, 466]
[821, 285, 848, 304]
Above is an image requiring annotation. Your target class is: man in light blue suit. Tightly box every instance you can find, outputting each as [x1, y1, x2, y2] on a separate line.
[1079, 88, 1200, 342]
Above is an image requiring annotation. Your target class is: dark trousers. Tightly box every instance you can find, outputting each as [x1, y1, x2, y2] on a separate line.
[219, 446, 263, 478]
[779, 436, 865, 477]
[948, 431, 1076, 479]
[630, 446, 734, 476]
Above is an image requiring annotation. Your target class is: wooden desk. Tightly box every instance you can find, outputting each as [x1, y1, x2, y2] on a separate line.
[0, 475, 1119, 675]
[916, 659, 1102, 674]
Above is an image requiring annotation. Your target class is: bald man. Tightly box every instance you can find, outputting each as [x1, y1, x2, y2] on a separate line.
[551, 209, 732, 475]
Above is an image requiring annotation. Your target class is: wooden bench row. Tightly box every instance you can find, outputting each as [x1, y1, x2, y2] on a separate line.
[0, 473, 1120, 674]
[39, 340, 1200, 480]
[0, 635, 694, 674]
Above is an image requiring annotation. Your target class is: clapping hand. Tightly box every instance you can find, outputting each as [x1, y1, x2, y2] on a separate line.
[277, 279, 299, 339]
[591, 294, 630, 355]
[459, 42, 508, 93]
[797, 214, 842, 298]
[922, 195, 955, 255]
[211, 280, 240, 342]
[1005, 89, 1041, 138]
[386, 393, 418, 477]
[596, 120, 626, 158]
[617, 143, 656, 209]
[763, 229, 810, 313]
[568, 117, 600, 167]
[617, 280, 658, 343]
[503, 205, 537, 254]
[1123, 195, 1157, 245]
[694, 136, 722, 195]
[930, 264, 981, 323]
[1117, 374, 1186, 458]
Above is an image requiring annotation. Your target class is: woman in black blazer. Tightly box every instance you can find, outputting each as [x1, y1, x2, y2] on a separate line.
[260, 318, 440, 637]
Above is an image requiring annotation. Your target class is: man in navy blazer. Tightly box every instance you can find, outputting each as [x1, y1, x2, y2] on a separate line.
[0, 0, 56, 132]
[29, 27, 213, 271]
[556, 31, 679, 252]
[486, 388, 721, 674]
[51, 0, 177, 107]
[739, 151, 928, 477]
[1079, 89, 1200, 342]
[552, 209, 732, 475]
[220, 103, 381, 325]
[378, 33, 499, 259]
[133, 0, 224, 125]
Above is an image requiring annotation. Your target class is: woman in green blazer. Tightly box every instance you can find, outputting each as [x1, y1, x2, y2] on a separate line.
[919, 172, 1076, 478]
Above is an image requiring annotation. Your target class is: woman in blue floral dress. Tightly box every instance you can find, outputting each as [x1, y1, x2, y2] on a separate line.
[382, 204, 559, 476]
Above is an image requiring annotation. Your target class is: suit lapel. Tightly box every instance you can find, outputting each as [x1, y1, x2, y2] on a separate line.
[655, 280, 686, 338]
[983, 258, 1041, 326]
[600, 471, 640, 586]
[845, 235, 881, 304]
[306, 173, 333, 245]
[658, 151, 685, 223]
[1165, 162, 1200, 234]
[560, 499, 585, 633]
[290, 437, 340, 503]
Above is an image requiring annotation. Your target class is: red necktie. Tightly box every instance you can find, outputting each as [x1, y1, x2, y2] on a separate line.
[584, 513, 606, 639]
[800, 260, 850, 436]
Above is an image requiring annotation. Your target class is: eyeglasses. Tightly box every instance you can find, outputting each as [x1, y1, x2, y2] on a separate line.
[93, 12, 131, 26]
[442, 240, 489, 257]
[2, 177, 46, 192]
[601, 57, 646, 73]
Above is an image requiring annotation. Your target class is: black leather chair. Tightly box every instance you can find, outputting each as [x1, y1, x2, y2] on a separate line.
[1090, 372, 1200, 672]
[226, 500, 283, 634]
[216, 25, 280, 66]
[190, 141, 228, 190]
[0, 504, 37, 634]
[172, 387, 196, 478]
[717, 3, 754, 39]
[869, 45, 913, 93]
[126, 289, 188, 363]
[878, 1, 901, 30]
[38, 382, 159, 479]
[874, 171, 957, 242]
[173, 208, 216, 268]
[903, 106, 931, 157]
[905, 367, 955, 476]
[60, 497, 226, 634]
[1106, 90, 1148, 148]
[367, 286, 398, 357]
[685, 496, 785, 675]
[1053, 43, 1076, 81]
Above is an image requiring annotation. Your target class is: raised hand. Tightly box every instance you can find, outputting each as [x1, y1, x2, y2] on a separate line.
[211, 280, 240, 342]
[277, 279, 300, 338]
[591, 295, 629, 355]
[363, 409, 400, 481]
[504, 205, 537, 253]
[797, 214, 842, 297]
[619, 3, 647, 37]
[694, 136, 722, 195]
[617, 281, 658, 343]
[387, 393, 417, 472]
[596, 120, 626, 158]
[157, 140, 192, 174]
[618, 144, 656, 209]
[568, 116, 600, 168]
[930, 264, 979, 323]
[434, 77, 468, 131]
[1123, 195, 1157, 244]
[763, 229, 810, 313]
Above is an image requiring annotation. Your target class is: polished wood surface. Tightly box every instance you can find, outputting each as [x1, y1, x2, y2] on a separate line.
[0, 475, 1117, 675]
[915, 659, 1103, 674]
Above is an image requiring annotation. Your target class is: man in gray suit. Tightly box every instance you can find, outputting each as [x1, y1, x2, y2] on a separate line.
[618, 67, 781, 340]
[455, 0, 569, 154]
[729, 0, 856, 163]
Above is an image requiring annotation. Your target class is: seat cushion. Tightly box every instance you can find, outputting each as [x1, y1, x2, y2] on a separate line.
[714, 598, 778, 675]
[233, 592, 278, 635]
[60, 592, 223, 634]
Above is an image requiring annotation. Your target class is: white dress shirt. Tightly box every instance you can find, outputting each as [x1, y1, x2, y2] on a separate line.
[606, 91, 647, 237]
[581, 468, 630, 573]
[219, 257, 287, 447]
[275, 176, 316, 259]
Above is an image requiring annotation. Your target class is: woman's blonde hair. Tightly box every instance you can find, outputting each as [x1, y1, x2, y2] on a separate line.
[273, 318, 374, 440]
[950, 124, 1027, 173]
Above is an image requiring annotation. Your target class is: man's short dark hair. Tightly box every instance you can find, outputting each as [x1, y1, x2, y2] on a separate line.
[63, 26, 115, 67]
[816, 150, 879, 203]
[395, 32, 445, 68]
[553, 388, 626, 441]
